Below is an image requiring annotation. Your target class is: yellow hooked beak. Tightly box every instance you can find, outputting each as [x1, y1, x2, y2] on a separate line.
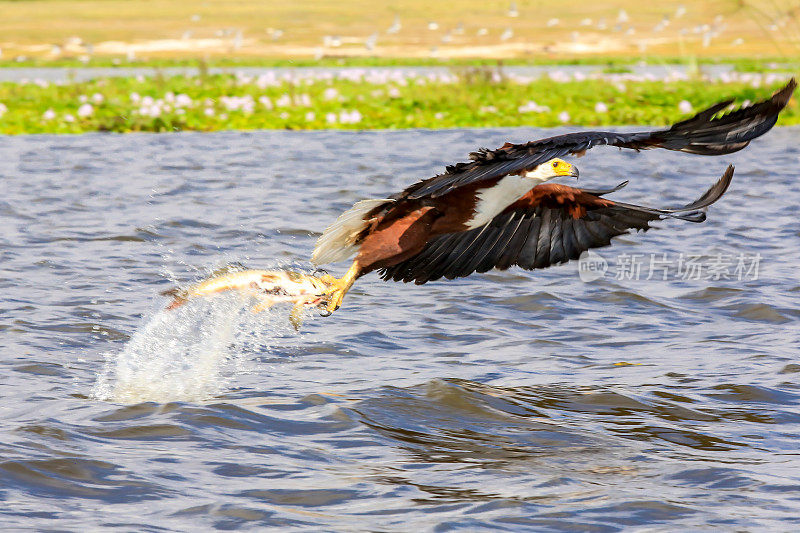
[550, 158, 579, 179]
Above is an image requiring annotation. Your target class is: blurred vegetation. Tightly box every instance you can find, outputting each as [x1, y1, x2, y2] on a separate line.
[0, 73, 795, 134]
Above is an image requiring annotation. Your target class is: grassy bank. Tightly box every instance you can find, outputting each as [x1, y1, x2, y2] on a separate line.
[0, 73, 795, 134]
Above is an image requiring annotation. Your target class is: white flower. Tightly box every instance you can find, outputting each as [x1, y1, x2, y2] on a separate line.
[480, 105, 498, 113]
[434, 112, 444, 120]
[678, 100, 693, 113]
[142, 96, 154, 107]
[220, 95, 255, 113]
[595, 102, 609, 113]
[388, 87, 401, 98]
[130, 92, 141, 103]
[518, 101, 550, 113]
[77, 103, 94, 117]
[338, 110, 363, 124]
[91, 93, 104, 104]
[175, 94, 193, 107]
[258, 96, 273, 110]
[0, 102, 7, 117]
[64, 114, 75, 123]
[558, 111, 570, 123]
[275, 94, 292, 107]
[325, 112, 337, 124]
[204, 107, 215, 117]
[139, 105, 161, 118]
[305, 111, 315, 121]
[79, 95, 88, 103]
[42, 108, 56, 120]
[323, 87, 339, 100]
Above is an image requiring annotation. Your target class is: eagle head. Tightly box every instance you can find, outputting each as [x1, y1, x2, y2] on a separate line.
[524, 158, 579, 182]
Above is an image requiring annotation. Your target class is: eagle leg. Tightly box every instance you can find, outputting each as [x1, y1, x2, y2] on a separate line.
[319, 261, 361, 313]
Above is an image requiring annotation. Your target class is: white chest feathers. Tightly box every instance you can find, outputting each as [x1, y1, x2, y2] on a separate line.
[466, 174, 539, 229]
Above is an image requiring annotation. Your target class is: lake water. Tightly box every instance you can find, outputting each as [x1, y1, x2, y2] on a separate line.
[1, 128, 799, 530]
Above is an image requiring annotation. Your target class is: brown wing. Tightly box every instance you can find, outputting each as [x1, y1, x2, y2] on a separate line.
[379, 166, 734, 284]
[401, 80, 793, 200]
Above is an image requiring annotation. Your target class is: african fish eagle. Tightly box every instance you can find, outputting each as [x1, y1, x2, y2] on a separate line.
[312, 79, 796, 312]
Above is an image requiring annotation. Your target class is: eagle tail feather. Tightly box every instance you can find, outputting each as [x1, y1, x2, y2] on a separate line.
[311, 198, 393, 265]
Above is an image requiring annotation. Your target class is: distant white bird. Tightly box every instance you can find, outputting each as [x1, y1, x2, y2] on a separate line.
[441, 31, 452, 44]
[597, 18, 607, 30]
[365, 33, 378, 50]
[676, 5, 687, 18]
[477, 27, 488, 36]
[182, 31, 193, 40]
[271, 29, 283, 41]
[500, 27, 514, 41]
[454, 22, 465, 35]
[617, 10, 629, 24]
[508, 2, 519, 17]
[191, 14, 201, 22]
[580, 18, 592, 27]
[428, 21, 439, 31]
[387, 16, 401, 34]
[546, 18, 560, 28]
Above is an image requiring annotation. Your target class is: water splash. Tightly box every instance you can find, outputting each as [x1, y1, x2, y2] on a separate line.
[92, 294, 295, 403]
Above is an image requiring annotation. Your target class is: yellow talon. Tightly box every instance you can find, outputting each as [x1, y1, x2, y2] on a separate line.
[320, 261, 361, 313]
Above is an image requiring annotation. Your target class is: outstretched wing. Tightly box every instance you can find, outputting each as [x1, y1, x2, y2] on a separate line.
[380, 166, 734, 284]
[402, 80, 793, 200]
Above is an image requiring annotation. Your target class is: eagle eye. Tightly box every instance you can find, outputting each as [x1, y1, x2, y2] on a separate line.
[552, 161, 559, 168]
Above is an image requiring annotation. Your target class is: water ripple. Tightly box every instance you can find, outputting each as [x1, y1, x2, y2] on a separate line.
[1, 128, 799, 529]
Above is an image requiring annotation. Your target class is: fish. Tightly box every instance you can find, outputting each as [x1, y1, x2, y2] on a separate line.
[161, 268, 333, 329]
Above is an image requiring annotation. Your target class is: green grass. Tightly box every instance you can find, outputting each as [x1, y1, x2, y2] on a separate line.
[0, 74, 796, 134]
